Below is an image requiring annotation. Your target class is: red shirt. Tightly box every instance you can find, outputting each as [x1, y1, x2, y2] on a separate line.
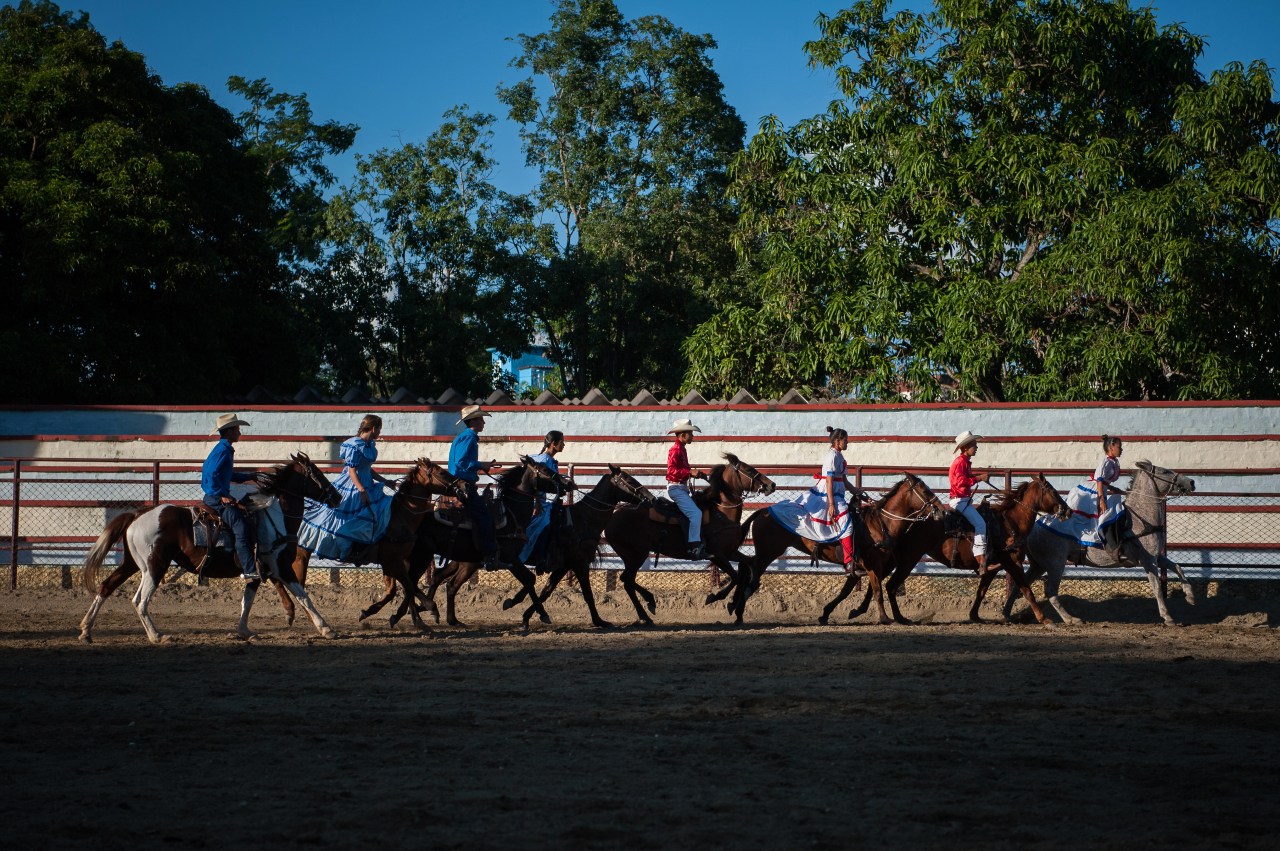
[667, 441, 692, 483]
[949, 454, 978, 499]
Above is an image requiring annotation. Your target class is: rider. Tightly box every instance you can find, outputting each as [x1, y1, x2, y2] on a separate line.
[818, 426, 858, 573]
[666, 419, 706, 560]
[201, 413, 260, 581]
[448, 404, 509, 570]
[519, 429, 568, 569]
[1093, 434, 1125, 547]
[949, 430, 993, 574]
[300, 414, 393, 561]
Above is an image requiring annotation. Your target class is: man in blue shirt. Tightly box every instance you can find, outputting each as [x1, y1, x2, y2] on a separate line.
[202, 413, 260, 581]
[448, 404, 508, 569]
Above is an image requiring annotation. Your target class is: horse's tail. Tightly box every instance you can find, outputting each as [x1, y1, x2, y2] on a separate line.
[83, 511, 138, 593]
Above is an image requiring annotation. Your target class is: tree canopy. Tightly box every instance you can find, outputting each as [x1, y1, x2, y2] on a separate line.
[685, 0, 1280, 401]
[499, 0, 745, 399]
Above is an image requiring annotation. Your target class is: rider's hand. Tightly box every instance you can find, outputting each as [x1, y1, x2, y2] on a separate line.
[359, 490, 371, 506]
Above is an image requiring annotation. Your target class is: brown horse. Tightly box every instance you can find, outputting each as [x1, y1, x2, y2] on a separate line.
[365, 456, 561, 628]
[79, 453, 341, 644]
[291, 457, 467, 633]
[740, 473, 946, 626]
[483, 464, 654, 629]
[603, 454, 777, 626]
[823, 474, 1072, 625]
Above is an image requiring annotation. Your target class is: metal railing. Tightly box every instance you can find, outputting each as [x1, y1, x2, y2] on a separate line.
[4, 457, 1280, 588]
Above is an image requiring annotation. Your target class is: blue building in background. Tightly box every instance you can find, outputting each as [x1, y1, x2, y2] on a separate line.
[489, 344, 556, 393]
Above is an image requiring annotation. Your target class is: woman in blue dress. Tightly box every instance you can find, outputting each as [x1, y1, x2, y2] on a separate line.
[519, 430, 566, 568]
[299, 415, 393, 561]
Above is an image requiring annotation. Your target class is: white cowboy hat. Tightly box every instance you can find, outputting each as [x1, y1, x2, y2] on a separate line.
[456, 404, 494, 425]
[211, 413, 250, 434]
[953, 430, 982, 451]
[667, 418, 702, 434]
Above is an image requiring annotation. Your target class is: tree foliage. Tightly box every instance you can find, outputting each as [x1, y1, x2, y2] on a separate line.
[499, 0, 745, 398]
[686, 0, 1280, 401]
[0, 0, 313, 402]
[304, 108, 535, 397]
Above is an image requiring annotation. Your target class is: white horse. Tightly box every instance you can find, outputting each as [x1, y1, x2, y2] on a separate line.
[1012, 460, 1197, 626]
[79, 454, 341, 644]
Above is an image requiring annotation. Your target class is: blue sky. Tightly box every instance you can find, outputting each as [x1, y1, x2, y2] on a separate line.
[59, 0, 1280, 194]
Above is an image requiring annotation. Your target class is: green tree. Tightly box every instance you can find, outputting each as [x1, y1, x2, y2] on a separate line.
[227, 75, 357, 264]
[0, 1, 306, 402]
[686, 0, 1280, 401]
[499, 0, 745, 398]
[306, 107, 535, 396]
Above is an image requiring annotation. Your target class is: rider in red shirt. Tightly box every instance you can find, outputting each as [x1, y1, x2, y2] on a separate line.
[666, 419, 705, 559]
[948, 431, 993, 573]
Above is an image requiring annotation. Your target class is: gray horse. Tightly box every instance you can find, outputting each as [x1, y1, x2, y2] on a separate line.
[1010, 460, 1197, 626]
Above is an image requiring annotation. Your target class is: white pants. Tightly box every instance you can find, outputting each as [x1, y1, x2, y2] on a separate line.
[949, 497, 987, 556]
[667, 483, 701, 543]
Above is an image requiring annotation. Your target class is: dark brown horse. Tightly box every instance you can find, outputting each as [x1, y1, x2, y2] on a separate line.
[365, 456, 561, 628]
[739, 473, 946, 626]
[79, 453, 341, 644]
[603, 454, 777, 626]
[291, 457, 468, 633]
[484, 464, 654, 629]
[822, 474, 1072, 625]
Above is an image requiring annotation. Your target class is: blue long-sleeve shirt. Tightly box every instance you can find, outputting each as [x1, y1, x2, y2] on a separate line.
[201, 438, 254, 498]
[447, 428, 483, 482]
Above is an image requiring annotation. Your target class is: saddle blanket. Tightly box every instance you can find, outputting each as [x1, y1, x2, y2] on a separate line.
[298, 493, 392, 561]
[767, 489, 851, 543]
[1037, 479, 1125, 547]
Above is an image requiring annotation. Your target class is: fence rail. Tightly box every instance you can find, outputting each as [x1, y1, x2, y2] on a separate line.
[5, 457, 1280, 588]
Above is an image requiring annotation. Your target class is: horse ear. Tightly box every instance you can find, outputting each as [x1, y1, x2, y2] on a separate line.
[609, 463, 620, 474]
[1134, 459, 1153, 472]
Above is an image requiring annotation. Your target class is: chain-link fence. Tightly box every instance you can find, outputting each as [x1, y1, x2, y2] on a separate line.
[5, 457, 1279, 588]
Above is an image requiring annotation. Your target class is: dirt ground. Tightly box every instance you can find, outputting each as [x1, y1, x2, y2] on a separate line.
[3, 573, 1279, 850]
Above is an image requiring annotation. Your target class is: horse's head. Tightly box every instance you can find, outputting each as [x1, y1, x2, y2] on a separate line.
[404, 457, 467, 500]
[257, 452, 341, 507]
[606, 463, 652, 505]
[509, 455, 570, 493]
[1029, 473, 1072, 521]
[718, 453, 776, 496]
[1133, 460, 1196, 498]
[882, 473, 946, 521]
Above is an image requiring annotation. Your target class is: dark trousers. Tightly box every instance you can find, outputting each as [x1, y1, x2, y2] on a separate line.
[461, 484, 498, 559]
[203, 494, 257, 574]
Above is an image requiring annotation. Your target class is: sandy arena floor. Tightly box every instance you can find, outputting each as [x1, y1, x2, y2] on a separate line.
[3, 574, 1279, 850]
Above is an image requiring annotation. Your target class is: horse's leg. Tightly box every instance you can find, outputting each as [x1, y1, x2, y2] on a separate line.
[235, 577, 262, 640]
[618, 557, 654, 626]
[1130, 546, 1177, 626]
[1160, 555, 1197, 606]
[445, 563, 485, 628]
[819, 573, 860, 625]
[970, 567, 999, 623]
[79, 561, 139, 643]
[570, 563, 612, 629]
[1041, 551, 1081, 626]
[1005, 562, 1051, 625]
[704, 555, 736, 606]
[418, 561, 451, 625]
[521, 566, 569, 627]
[131, 554, 171, 644]
[883, 558, 917, 625]
[358, 572, 399, 622]
[503, 563, 551, 626]
[278, 579, 337, 638]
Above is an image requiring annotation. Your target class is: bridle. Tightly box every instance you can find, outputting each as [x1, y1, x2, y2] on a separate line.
[874, 477, 944, 525]
[258, 458, 340, 520]
[398, 462, 465, 515]
[580, 470, 650, 509]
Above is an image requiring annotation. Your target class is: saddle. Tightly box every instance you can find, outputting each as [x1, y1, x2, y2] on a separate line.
[647, 497, 711, 527]
[190, 504, 234, 551]
[432, 491, 512, 532]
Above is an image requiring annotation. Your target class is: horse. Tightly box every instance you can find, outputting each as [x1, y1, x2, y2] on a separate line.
[287, 457, 468, 633]
[365, 456, 560, 628]
[1014, 459, 1197, 625]
[738, 473, 946, 626]
[822, 473, 1072, 625]
[603, 454, 777, 626]
[78, 453, 342, 644]
[484, 464, 654, 629]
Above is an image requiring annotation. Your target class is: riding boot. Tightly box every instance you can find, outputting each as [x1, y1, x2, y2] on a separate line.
[977, 554, 998, 574]
[686, 541, 706, 560]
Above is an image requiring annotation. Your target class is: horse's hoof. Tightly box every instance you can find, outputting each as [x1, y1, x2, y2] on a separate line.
[817, 615, 829, 625]
[78, 632, 92, 644]
[319, 626, 337, 639]
[448, 621, 466, 629]
[156, 634, 173, 644]
[539, 613, 551, 625]
[431, 613, 440, 625]
[501, 599, 516, 610]
[595, 620, 615, 630]
[703, 594, 716, 606]
[357, 610, 373, 622]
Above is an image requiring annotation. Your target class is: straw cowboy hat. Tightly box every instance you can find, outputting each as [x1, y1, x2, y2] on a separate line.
[953, 430, 982, 451]
[211, 413, 250, 434]
[456, 404, 494, 425]
[667, 418, 702, 434]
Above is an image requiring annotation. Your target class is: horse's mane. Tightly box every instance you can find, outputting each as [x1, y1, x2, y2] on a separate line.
[701, 463, 729, 505]
[497, 461, 527, 490]
[395, 458, 429, 491]
[992, 480, 1031, 513]
[254, 456, 299, 496]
